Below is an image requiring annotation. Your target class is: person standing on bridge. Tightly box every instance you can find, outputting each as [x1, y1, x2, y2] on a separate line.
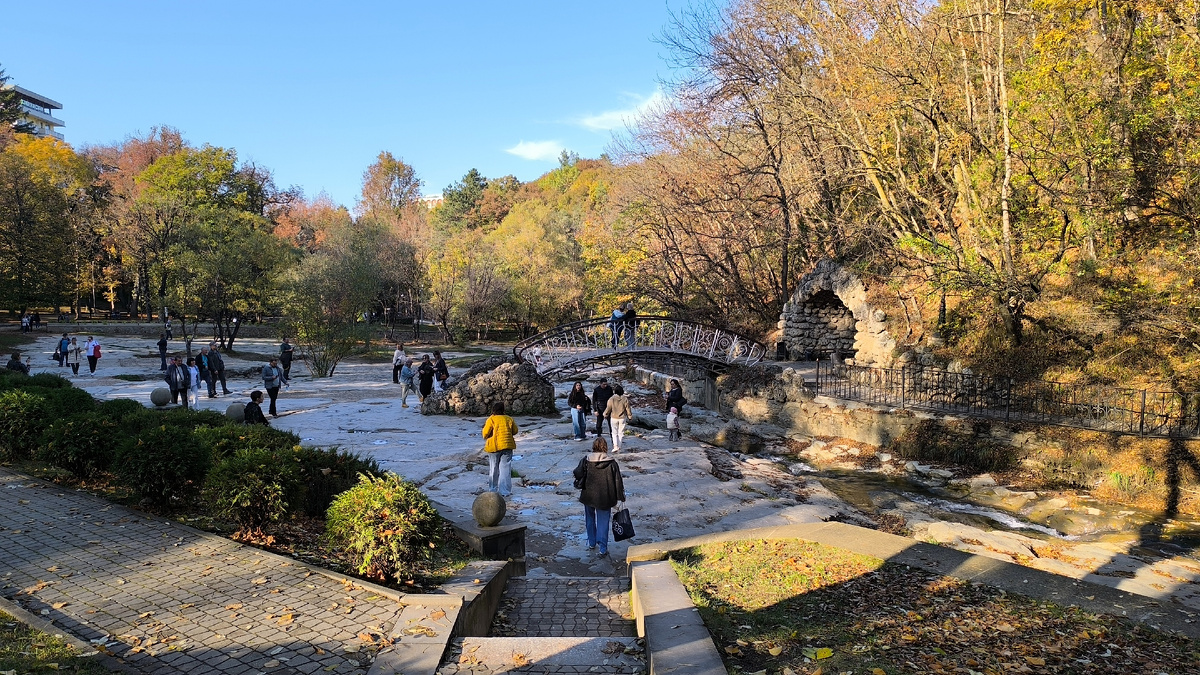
[621, 304, 638, 348]
[608, 304, 625, 349]
[592, 378, 614, 438]
[604, 384, 632, 453]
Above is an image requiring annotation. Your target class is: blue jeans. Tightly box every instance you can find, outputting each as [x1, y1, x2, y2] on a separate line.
[584, 505, 611, 554]
[571, 408, 587, 439]
[487, 449, 513, 496]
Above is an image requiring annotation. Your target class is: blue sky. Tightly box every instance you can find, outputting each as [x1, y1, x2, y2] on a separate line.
[1, 1, 685, 207]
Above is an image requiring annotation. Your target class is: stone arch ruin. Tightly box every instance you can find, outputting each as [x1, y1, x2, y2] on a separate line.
[777, 260, 896, 365]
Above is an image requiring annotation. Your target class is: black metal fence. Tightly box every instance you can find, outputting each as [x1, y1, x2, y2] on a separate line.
[815, 362, 1200, 438]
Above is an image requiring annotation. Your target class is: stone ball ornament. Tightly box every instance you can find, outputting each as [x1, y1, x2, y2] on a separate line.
[225, 402, 245, 422]
[472, 491, 507, 527]
[150, 387, 171, 407]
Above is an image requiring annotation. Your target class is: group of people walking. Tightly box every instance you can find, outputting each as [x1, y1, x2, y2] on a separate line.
[163, 342, 234, 408]
[51, 334, 98, 376]
[163, 339, 290, 415]
[392, 344, 449, 406]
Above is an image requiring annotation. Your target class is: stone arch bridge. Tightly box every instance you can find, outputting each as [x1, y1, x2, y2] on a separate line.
[513, 316, 767, 380]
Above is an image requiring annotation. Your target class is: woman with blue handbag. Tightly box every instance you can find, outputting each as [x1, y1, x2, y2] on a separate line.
[573, 437, 625, 559]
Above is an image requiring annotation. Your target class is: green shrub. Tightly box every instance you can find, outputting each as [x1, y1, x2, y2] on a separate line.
[0, 368, 26, 391]
[33, 386, 95, 419]
[161, 406, 230, 429]
[113, 424, 211, 507]
[122, 407, 231, 438]
[95, 398, 146, 424]
[324, 473, 442, 582]
[27, 373, 72, 389]
[37, 412, 119, 477]
[203, 448, 300, 532]
[287, 446, 381, 517]
[192, 424, 300, 460]
[0, 390, 50, 461]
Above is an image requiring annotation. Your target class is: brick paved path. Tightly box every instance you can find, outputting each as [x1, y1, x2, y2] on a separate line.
[490, 578, 634, 638]
[0, 469, 404, 675]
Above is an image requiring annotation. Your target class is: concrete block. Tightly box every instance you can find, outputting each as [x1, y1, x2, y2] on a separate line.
[630, 561, 726, 675]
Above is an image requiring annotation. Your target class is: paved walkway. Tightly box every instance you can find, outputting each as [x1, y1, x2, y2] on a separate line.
[0, 468, 406, 674]
[490, 578, 634, 638]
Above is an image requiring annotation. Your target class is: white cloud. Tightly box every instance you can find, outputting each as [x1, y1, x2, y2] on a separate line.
[505, 140, 565, 161]
[577, 90, 667, 132]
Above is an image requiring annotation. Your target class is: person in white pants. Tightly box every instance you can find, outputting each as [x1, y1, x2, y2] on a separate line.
[604, 384, 632, 453]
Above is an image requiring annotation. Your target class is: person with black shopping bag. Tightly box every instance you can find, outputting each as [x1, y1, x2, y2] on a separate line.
[572, 437, 626, 559]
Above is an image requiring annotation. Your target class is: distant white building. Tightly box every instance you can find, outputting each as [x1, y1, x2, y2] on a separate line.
[419, 194, 444, 210]
[3, 85, 64, 140]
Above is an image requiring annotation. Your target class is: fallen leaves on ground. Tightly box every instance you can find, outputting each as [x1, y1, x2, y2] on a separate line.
[671, 539, 1200, 674]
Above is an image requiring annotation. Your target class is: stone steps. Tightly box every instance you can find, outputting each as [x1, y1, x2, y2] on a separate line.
[491, 577, 635, 638]
[435, 576, 643, 673]
[442, 636, 644, 674]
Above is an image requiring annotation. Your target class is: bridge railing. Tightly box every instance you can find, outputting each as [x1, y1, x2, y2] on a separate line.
[514, 316, 767, 375]
[816, 361, 1200, 437]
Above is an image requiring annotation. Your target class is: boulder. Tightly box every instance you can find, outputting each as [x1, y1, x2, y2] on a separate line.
[423, 359, 555, 416]
[150, 387, 171, 407]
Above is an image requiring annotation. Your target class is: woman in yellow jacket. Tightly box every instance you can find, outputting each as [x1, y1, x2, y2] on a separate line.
[482, 401, 519, 497]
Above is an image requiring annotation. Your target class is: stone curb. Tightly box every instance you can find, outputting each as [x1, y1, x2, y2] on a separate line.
[0, 594, 144, 674]
[630, 560, 727, 675]
[627, 522, 1200, 640]
[366, 559, 520, 675]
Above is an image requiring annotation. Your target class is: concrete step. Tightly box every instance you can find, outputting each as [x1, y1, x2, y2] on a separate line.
[442, 636, 645, 674]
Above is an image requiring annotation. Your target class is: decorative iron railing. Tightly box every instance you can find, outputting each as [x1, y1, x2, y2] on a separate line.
[514, 316, 767, 377]
[816, 362, 1200, 438]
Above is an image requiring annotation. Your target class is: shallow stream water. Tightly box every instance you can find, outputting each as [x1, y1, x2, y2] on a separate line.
[771, 459, 1200, 560]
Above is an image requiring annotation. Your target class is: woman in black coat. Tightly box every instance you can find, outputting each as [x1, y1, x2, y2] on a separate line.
[573, 437, 625, 558]
[665, 379, 686, 413]
[417, 355, 436, 400]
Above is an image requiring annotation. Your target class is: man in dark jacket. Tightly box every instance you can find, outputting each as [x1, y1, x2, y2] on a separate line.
[572, 437, 626, 558]
[279, 339, 295, 383]
[197, 347, 216, 398]
[58, 334, 71, 368]
[164, 356, 190, 408]
[6, 353, 29, 375]
[591, 378, 614, 438]
[244, 390, 270, 426]
[208, 342, 231, 395]
[156, 333, 169, 371]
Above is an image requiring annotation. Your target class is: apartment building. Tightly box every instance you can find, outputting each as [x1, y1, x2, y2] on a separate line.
[3, 84, 64, 140]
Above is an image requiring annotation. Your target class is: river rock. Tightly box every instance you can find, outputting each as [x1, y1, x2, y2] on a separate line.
[968, 473, 997, 488]
[912, 521, 1036, 560]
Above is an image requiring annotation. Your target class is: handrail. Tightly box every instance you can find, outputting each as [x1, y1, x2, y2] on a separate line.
[816, 361, 1200, 438]
[514, 316, 767, 375]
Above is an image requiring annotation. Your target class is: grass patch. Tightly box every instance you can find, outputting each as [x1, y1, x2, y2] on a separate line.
[0, 609, 114, 673]
[112, 374, 148, 382]
[670, 539, 1198, 674]
[0, 333, 36, 352]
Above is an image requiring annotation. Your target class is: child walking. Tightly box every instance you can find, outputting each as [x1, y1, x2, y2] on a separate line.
[666, 407, 681, 441]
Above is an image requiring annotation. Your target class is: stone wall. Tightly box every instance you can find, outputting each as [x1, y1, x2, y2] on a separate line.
[778, 260, 896, 366]
[422, 358, 555, 416]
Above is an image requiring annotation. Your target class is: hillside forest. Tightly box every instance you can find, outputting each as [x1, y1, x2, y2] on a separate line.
[2, 0, 1200, 390]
